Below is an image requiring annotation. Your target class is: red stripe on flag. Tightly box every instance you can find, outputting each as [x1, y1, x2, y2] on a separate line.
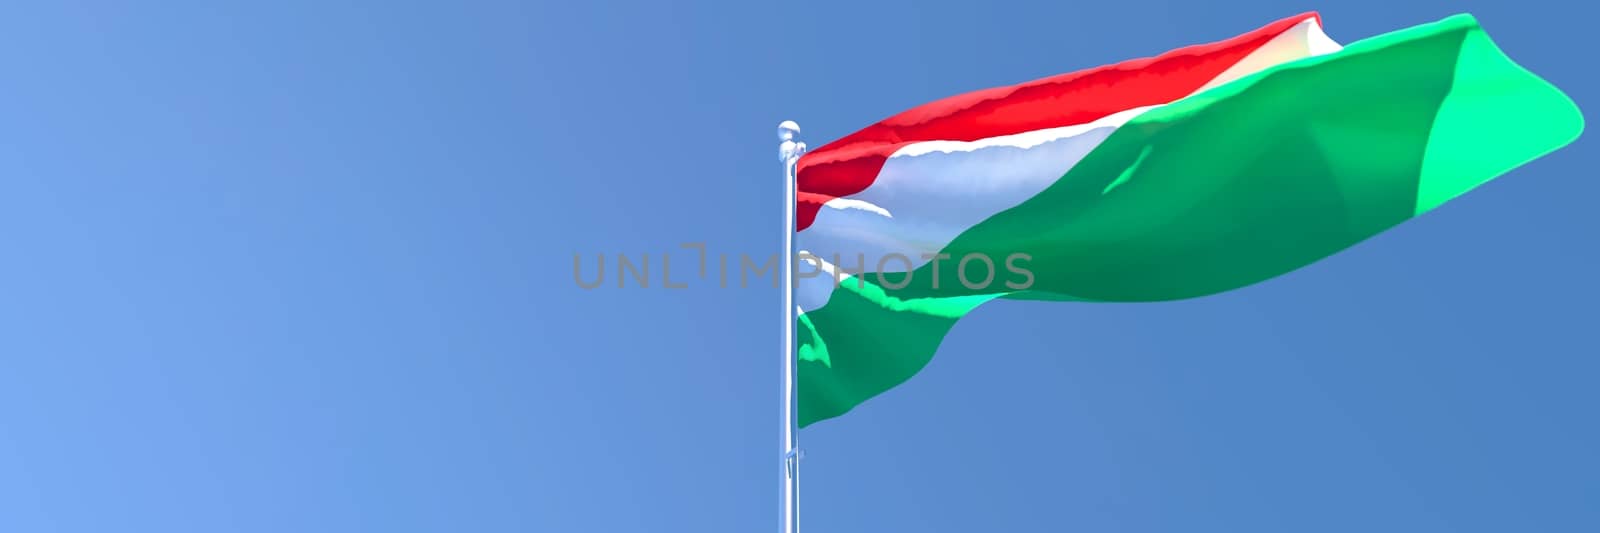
[796, 12, 1320, 232]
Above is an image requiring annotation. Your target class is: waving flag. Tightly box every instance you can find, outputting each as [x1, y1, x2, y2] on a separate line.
[794, 13, 1582, 427]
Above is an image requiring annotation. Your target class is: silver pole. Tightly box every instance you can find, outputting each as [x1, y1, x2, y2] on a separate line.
[778, 120, 805, 533]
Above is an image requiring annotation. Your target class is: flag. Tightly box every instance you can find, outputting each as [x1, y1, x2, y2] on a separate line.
[794, 13, 1582, 427]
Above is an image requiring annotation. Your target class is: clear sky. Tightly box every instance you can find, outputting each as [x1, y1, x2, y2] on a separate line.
[0, 1, 1594, 531]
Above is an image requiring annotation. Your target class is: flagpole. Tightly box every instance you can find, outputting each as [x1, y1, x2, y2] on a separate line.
[778, 120, 805, 533]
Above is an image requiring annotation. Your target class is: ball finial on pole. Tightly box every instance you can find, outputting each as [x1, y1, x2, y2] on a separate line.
[778, 121, 806, 164]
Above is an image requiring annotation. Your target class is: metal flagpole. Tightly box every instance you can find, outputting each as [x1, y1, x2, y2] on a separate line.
[778, 120, 805, 533]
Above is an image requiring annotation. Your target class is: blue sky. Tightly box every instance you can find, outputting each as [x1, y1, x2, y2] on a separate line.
[1, 1, 1595, 531]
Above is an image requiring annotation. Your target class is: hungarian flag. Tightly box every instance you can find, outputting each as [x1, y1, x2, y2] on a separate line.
[794, 13, 1582, 427]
